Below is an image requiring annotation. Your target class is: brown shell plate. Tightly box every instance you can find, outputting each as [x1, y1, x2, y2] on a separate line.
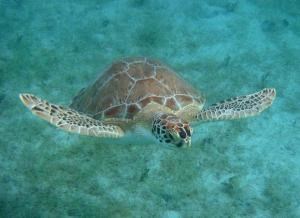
[70, 57, 204, 119]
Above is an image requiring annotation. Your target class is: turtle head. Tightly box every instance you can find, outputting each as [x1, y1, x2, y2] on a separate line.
[152, 112, 193, 148]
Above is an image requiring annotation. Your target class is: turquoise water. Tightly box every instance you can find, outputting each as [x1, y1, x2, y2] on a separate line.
[1, 0, 300, 217]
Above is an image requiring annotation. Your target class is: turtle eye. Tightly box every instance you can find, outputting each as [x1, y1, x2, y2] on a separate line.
[185, 127, 191, 137]
[179, 128, 186, 139]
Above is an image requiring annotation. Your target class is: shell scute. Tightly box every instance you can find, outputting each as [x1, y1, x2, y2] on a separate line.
[70, 57, 204, 119]
[166, 98, 178, 110]
[104, 105, 124, 117]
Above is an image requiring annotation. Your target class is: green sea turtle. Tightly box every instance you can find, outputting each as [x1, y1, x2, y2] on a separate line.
[20, 57, 276, 147]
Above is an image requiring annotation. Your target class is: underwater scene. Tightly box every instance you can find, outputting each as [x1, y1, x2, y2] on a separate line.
[1, 0, 300, 217]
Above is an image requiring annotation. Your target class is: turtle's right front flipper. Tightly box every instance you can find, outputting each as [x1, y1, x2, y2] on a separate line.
[19, 93, 124, 138]
[195, 88, 276, 122]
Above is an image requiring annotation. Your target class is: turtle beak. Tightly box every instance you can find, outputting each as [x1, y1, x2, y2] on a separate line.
[176, 137, 191, 148]
[186, 137, 192, 147]
[185, 137, 192, 147]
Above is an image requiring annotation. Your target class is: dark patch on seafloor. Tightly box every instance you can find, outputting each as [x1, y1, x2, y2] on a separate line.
[261, 19, 289, 32]
[139, 168, 150, 182]
[201, 137, 214, 146]
[0, 93, 5, 105]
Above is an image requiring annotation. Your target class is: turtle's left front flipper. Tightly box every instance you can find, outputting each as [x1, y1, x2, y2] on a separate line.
[195, 88, 276, 122]
[19, 93, 124, 138]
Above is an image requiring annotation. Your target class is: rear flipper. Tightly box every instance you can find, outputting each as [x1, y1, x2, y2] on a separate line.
[195, 88, 276, 122]
[19, 93, 124, 138]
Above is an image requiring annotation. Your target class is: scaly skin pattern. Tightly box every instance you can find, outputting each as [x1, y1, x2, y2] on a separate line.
[19, 93, 124, 138]
[196, 88, 276, 122]
[152, 112, 192, 148]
